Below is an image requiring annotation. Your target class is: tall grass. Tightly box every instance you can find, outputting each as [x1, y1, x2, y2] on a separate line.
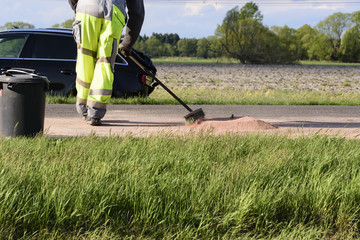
[0, 133, 360, 239]
[46, 89, 360, 105]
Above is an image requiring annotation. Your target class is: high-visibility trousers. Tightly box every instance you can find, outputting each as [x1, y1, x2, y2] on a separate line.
[73, 8, 125, 119]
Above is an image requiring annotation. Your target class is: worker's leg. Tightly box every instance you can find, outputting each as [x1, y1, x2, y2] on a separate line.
[73, 13, 102, 118]
[87, 6, 125, 120]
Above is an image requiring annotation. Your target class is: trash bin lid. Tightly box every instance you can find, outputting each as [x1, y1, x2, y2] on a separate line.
[0, 68, 49, 84]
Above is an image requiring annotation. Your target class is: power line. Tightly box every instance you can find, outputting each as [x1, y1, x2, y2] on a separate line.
[145, 0, 360, 2]
[145, 0, 360, 6]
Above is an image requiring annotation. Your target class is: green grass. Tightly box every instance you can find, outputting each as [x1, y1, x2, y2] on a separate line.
[151, 57, 360, 66]
[149, 88, 360, 105]
[152, 57, 238, 65]
[299, 60, 360, 66]
[47, 89, 360, 105]
[1, 133, 360, 239]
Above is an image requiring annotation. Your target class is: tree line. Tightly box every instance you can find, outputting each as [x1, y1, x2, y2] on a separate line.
[133, 33, 222, 59]
[1, 2, 360, 64]
[134, 2, 360, 63]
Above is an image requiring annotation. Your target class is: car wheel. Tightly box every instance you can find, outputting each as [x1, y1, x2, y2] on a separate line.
[138, 84, 149, 97]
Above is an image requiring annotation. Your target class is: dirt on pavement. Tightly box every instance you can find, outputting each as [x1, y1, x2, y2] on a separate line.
[185, 117, 277, 132]
[44, 113, 360, 139]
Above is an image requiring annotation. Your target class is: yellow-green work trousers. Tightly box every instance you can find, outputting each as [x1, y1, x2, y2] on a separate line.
[74, 7, 125, 119]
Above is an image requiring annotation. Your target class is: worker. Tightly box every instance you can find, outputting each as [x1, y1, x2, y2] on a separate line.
[68, 0, 144, 125]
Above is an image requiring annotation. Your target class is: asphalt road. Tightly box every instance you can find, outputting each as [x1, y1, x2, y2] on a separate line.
[46, 104, 360, 121]
[44, 104, 360, 136]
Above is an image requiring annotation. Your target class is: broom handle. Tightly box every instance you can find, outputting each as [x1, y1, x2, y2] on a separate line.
[129, 51, 193, 113]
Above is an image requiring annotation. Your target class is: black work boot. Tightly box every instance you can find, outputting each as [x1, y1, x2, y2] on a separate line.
[86, 118, 102, 126]
[76, 102, 88, 119]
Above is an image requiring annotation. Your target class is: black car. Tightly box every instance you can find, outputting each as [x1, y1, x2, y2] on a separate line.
[0, 28, 156, 97]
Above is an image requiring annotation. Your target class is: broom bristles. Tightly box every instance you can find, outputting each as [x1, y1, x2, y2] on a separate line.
[184, 108, 205, 125]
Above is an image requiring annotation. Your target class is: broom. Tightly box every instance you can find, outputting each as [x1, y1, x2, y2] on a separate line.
[128, 50, 205, 124]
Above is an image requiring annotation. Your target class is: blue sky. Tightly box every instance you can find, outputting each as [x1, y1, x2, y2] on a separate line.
[0, 0, 357, 38]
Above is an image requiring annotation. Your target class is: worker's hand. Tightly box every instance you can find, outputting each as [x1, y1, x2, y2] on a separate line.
[119, 44, 132, 57]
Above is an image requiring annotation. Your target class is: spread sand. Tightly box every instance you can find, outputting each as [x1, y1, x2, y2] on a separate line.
[186, 116, 277, 132]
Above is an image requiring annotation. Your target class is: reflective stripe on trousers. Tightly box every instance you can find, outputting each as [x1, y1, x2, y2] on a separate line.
[74, 8, 124, 119]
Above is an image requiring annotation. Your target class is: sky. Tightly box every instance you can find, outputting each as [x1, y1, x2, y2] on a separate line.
[0, 0, 358, 38]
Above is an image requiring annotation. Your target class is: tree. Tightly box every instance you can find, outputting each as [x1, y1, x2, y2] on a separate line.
[134, 33, 179, 57]
[52, 19, 74, 29]
[164, 33, 180, 46]
[133, 35, 149, 53]
[352, 10, 360, 25]
[238, 1, 263, 21]
[295, 24, 318, 60]
[0, 21, 34, 30]
[216, 2, 277, 63]
[133, 38, 146, 53]
[207, 36, 223, 58]
[340, 11, 360, 62]
[177, 38, 198, 57]
[271, 25, 302, 62]
[309, 33, 333, 61]
[316, 12, 352, 60]
[162, 43, 177, 57]
[196, 38, 210, 58]
[144, 36, 163, 57]
[341, 26, 360, 62]
[294, 24, 334, 61]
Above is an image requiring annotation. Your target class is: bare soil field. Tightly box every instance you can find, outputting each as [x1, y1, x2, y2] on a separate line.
[155, 63, 360, 93]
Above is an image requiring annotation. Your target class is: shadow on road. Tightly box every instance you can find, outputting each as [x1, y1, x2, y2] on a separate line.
[273, 121, 360, 129]
[101, 120, 182, 127]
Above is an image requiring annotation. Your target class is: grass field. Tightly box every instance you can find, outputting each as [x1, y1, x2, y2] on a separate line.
[152, 57, 239, 65]
[152, 57, 360, 66]
[47, 89, 360, 106]
[1, 133, 360, 239]
[300, 61, 360, 66]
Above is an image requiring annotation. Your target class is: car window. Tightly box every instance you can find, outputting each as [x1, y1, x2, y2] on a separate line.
[0, 35, 27, 58]
[21, 34, 77, 60]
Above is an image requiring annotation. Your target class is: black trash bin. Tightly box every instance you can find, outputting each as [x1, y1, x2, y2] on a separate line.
[0, 69, 49, 137]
